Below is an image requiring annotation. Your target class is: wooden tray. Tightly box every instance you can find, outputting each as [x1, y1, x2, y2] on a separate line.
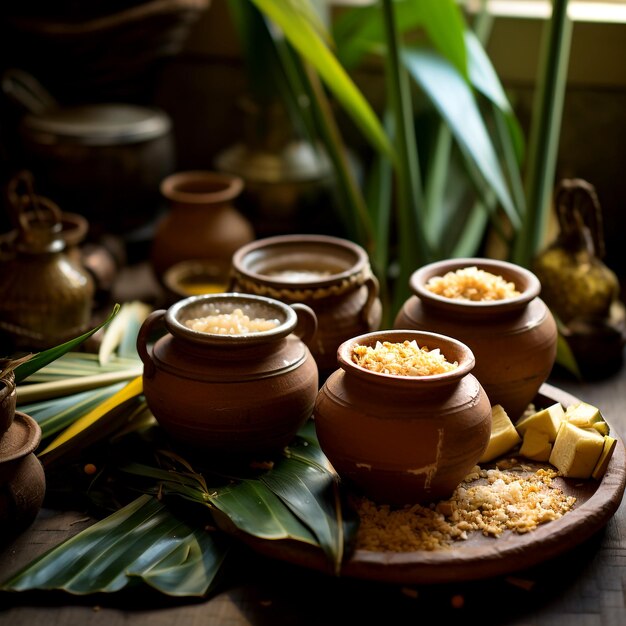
[236, 383, 626, 584]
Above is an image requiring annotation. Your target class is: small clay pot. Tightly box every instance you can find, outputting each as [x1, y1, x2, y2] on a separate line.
[151, 170, 255, 284]
[394, 258, 558, 422]
[230, 234, 382, 379]
[313, 329, 492, 505]
[136, 293, 319, 460]
[0, 411, 46, 533]
[0, 371, 17, 436]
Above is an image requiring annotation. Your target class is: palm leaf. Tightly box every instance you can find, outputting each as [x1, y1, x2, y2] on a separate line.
[1, 494, 229, 597]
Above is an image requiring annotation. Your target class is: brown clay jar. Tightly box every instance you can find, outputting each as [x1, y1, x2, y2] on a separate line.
[0, 412, 46, 533]
[230, 234, 382, 379]
[151, 170, 255, 285]
[394, 258, 558, 422]
[314, 329, 492, 505]
[136, 293, 319, 461]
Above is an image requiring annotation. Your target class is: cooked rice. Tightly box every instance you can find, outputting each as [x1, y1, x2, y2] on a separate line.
[425, 266, 520, 301]
[352, 340, 458, 376]
[354, 462, 576, 552]
[185, 307, 279, 334]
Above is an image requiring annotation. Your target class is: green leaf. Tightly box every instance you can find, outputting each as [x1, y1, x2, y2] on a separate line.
[209, 480, 319, 545]
[21, 381, 128, 441]
[250, 0, 393, 159]
[12, 304, 121, 384]
[1, 495, 229, 597]
[403, 47, 520, 230]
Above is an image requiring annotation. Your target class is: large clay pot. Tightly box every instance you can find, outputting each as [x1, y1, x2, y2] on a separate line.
[394, 258, 558, 422]
[230, 234, 382, 379]
[151, 170, 255, 286]
[0, 411, 46, 533]
[136, 293, 319, 461]
[313, 329, 492, 505]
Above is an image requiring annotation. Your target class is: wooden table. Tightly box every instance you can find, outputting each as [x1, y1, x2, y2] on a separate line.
[1, 360, 625, 625]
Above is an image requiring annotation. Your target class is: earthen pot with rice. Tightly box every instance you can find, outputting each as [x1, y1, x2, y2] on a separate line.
[313, 329, 492, 505]
[136, 293, 319, 461]
[394, 258, 558, 422]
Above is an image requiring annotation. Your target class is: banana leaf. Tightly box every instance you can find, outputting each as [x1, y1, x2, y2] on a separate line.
[1, 494, 229, 597]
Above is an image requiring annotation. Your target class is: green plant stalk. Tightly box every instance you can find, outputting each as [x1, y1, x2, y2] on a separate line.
[381, 0, 430, 315]
[513, 0, 572, 267]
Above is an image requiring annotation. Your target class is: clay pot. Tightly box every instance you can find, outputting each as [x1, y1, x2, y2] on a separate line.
[0, 411, 46, 533]
[136, 293, 319, 461]
[151, 170, 255, 285]
[313, 329, 492, 505]
[230, 234, 382, 379]
[394, 258, 558, 422]
[0, 371, 17, 436]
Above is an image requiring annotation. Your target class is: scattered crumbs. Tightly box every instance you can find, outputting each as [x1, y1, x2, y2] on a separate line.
[450, 594, 465, 609]
[400, 587, 419, 599]
[250, 460, 274, 471]
[259, 600, 273, 607]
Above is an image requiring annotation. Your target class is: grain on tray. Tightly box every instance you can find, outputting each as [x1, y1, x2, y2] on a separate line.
[185, 307, 280, 334]
[353, 462, 576, 552]
[425, 266, 521, 301]
[352, 340, 458, 376]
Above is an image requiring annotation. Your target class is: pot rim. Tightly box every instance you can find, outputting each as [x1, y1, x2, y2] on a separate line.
[336, 329, 476, 386]
[164, 292, 299, 346]
[160, 170, 244, 205]
[231, 233, 371, 288]
[409, 257, 541, 314]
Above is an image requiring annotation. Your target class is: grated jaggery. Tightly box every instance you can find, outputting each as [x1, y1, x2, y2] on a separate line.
[185, 307, 279, 334]
[353, 462, 576, 552]
[425, 266, 521, 301]
[352, 340, 458, 376]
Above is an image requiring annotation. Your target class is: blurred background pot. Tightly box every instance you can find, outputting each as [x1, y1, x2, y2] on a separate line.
[313, 329, 492, 506]
[394, 258, 557, 422]
[151, 170, 254, 287]
[230, 234, 382, 379]
[136, 293, 318, 461]
[0, 371, 16, 437]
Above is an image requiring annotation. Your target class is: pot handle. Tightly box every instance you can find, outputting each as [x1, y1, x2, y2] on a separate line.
[2, 68, 58, 115]
[0, 375, 15, 404]
[290, 303, 317, 347]
[361, 272, 380, 326]
[136, 309, 166, 380]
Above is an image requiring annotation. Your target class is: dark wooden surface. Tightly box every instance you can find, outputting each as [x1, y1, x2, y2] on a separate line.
[1, 267, 625, 624]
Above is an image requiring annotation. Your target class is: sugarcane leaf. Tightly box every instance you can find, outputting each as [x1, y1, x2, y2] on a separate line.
[250, 0, 393, 158]
[38, 376, 144, 468]
[209, 480, 318, 546]
[1, 494, 228, 597]
[21, 381, 128, 441]
[403, 47, 520, 230]
[12, 304, 121, 383]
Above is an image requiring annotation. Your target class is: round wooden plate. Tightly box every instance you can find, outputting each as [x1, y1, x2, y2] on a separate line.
[236, 383, 626, 584]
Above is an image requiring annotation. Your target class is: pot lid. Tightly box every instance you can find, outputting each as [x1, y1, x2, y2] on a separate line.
[20, 103, 172, 146]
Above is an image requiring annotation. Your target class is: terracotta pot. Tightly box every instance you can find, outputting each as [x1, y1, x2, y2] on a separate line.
[0, 411, 46, 533]
[136, 293, 319, 461]
[0, 371, 17, 437]
[394, 258, 558, 422]
[151, 170, 255, 284]
[230, 234, 382, 379]
[313, 329, 492, 505]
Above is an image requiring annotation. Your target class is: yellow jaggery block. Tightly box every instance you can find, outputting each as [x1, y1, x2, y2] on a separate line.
[479, 404, 522, 463]
[515, 403, 565, 441]
[565, 401, 609, 436]
[549, 421, 605, 479]
[519, 428, 552, 462]
[591, 436, 617, 480]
